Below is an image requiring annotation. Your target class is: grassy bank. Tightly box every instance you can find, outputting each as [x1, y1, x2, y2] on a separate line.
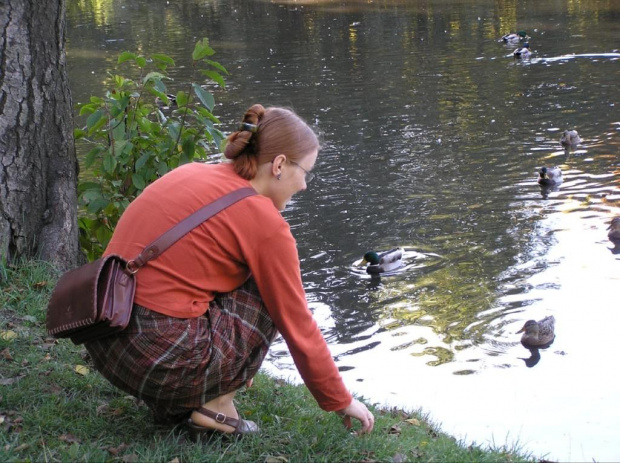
[0, 260, 537, 462]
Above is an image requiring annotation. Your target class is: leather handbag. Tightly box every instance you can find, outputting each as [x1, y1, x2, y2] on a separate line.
[46, 187, 256, 345]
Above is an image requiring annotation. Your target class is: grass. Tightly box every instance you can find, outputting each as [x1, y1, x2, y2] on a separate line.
[0, 260, 539, 462]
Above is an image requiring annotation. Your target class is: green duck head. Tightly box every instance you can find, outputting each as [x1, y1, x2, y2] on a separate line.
[518, 31, 528, 38]
[360, 251, 380, 266]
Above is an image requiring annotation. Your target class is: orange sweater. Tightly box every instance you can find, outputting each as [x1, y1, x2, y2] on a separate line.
[105, 162, 352, 411]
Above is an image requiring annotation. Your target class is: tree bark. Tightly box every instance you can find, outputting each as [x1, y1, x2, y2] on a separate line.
[0, 0, 80, 273]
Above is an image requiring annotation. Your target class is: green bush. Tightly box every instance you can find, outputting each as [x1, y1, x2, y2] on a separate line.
[75, 38, 228, 260]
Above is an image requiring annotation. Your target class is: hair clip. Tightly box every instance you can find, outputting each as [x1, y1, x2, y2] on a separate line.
[238, 122, 258, 133]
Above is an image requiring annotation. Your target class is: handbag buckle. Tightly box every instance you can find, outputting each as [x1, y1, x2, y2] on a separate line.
[126, 260, 139, 274]
[215, 413, 226, 423]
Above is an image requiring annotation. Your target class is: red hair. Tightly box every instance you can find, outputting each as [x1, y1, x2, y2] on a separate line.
[224, 104, 319, 180]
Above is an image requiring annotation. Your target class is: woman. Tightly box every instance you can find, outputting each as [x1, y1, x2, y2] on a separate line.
[85, 104, 374, 440]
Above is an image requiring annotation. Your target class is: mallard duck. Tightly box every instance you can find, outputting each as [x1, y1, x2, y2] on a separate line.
[513, 43, 531, 59]
[155, 93, 178, 110]
[560, 129, 581, 147]
[538, 166, 563, 187]
[516, 315, 555, 347]
[608, 217, 620, 243]
[359, 248, 403, 274]
[501, 31, 528, 44]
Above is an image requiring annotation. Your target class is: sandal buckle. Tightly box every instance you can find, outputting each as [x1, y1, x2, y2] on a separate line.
[215, 412, 226, 423]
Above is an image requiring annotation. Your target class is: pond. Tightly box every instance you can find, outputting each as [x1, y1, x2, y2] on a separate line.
[66, 1, 620, 461]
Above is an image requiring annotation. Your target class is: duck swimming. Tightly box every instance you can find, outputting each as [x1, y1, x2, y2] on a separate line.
[560, 129, 581, 147]
[359, 248, 403, 274]
[516, 315, 555, 347]
[501, 31, 528, 44]
[608, 217, 620, 243]
[538, 166, 563, 187]
[513, 43, 531, 59]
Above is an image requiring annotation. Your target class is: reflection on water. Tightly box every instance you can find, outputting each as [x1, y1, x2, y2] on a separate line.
[67, 0, 620, 461]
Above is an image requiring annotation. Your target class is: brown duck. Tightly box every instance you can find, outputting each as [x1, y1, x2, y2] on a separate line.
[516, 315, 555, 347]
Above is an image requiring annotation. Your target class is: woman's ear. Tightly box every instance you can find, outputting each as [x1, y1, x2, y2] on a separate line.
[271, 154, 287, 177]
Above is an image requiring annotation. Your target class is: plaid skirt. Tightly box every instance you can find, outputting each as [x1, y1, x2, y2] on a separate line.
[84, 277, 277, 424]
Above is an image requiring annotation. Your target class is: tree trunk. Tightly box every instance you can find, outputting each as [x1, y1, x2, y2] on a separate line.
[0, 0, 80, 273]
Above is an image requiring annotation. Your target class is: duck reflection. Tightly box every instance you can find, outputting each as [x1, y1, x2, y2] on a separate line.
[520, 348, 541, 368]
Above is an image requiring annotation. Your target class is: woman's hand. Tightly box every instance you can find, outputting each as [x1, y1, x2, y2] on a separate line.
[336, 398, 375, 434]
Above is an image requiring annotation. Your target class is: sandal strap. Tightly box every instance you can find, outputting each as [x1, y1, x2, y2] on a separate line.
[196, 407, 240, 430]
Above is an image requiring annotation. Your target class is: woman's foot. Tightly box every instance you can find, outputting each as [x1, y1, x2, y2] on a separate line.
[187, 407, 259, 442]
[189, 391, 239, 433]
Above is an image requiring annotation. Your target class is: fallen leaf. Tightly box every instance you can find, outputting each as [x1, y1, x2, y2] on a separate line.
[393, 453, 408, 463]
[106, 443, 129, 456]
[74, 365, 89, 376]
[59, 433, 81, 444]
[388, 424, 402, 435]
[404, 418, 420, 426]
[0, 375, 24, 386]
[168, 458, 180, 463]
[264, 457, 289, 463]
[1, 348, 13, 361]
[0, 330, 17, 341]
[33, 281, 48, 289]
[122, 454, 139, 463]
[96, 404, 109, 415]
[14, 443, 30, 452]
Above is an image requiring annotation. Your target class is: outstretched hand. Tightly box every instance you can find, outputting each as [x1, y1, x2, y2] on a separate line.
[336, 398, 375, 434]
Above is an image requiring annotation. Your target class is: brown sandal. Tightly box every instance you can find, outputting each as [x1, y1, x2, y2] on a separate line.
[187, 407, 259, 442]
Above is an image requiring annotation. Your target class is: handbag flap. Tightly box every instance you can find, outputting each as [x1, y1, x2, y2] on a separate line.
[46, 255, 120, 336]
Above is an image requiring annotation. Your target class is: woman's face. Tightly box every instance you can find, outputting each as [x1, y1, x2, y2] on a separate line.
[270, 149, 318, 211]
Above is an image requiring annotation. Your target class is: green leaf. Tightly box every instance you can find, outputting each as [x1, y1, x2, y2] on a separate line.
[157, 161, 169, 176]
[152, 54, 175, 66]
[95, 226, 112, 247]
[153, 79, 168, 95]
[86, 110, 104, 131]
[182, 137, 196, 160]
[201, 70, 226, 88]
[135, 152, 151, 170]
[113, 139, 128, 158]
[192, 38, 215, 61]
[79, 182, 101, 193]
[84, 146, 104, 168]
[132, 173, 146, 190]
[82, 189, 103, 202]
[103, 153, 117, 173]
[192, 84, 215, 111]
[136, 56, 147, 68]
[87, 198, 109, 214]
[78, 103, 97, 116]
[74, 128, 87, 140]
[205, 59, 229, 75]
[176, 91, 189, 108]
[143, 72, 167, 85]
[118, 52, 137, 64]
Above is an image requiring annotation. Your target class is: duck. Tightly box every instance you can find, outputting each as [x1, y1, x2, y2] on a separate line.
[537, 166, 563, 187]
[359, 248, 403, 274]
[560, 129, 581, 147]
[513, 43, 531, 59]
[516, 315, 555, 347]
[501, 31, 528, 44]
[155, 93, 178, 110]
[608, 217, 620, 243]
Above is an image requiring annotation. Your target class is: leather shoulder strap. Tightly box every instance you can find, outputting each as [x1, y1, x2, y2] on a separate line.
[127, 187, 256, 272]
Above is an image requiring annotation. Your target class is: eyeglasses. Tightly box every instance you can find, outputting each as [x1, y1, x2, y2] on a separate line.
[288, 160, 316, 183]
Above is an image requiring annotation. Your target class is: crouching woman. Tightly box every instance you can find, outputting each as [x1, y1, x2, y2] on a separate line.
[84, 103, 374, 440]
